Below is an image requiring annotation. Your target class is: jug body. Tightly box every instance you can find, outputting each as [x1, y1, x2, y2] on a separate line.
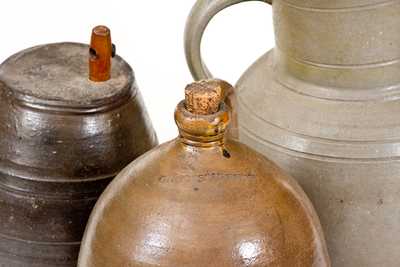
[185, 1, 400, 266]
[0, 42, 157, 266]
[78, 80, 330, 267]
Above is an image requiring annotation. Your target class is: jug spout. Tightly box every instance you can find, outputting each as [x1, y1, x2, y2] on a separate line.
[89, 25, 115, 82]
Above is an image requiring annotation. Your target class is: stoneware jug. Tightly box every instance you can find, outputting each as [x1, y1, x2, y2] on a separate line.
[78, 79, 330, 267]
[0, 26, 157, 266]
[185, 1, 400, 266]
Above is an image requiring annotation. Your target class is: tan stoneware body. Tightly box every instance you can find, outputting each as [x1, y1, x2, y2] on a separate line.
[0, 42, 157, 266]
[185, 1, 400, 266]
[78, 86, 330, 267]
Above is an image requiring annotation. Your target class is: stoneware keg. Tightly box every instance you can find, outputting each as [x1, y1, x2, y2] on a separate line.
[78, 80, 330, 267]
[185, 1, 400, 266]
[0, 26, 157, 266]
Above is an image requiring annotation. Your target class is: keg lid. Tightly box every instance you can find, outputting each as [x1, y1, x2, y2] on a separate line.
[0, 27, 134, 109]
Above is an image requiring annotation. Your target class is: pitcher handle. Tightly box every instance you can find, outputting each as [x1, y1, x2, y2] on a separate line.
[185, 0, 272, 80]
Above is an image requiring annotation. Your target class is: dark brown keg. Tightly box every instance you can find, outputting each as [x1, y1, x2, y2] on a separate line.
[78, 80, 330, 267]
[0, 26, 158, 266]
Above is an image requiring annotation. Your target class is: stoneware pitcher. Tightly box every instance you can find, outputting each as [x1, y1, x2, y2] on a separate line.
[185, 1, 400, 266]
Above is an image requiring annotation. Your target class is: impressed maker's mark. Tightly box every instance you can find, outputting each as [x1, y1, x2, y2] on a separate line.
[159, 172, 256, 184]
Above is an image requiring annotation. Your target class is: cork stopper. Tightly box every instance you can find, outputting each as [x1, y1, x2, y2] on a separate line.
[89, 25, 115, 82]
[185, 80, 224, 115]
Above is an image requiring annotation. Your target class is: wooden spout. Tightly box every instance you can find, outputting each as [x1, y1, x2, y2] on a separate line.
[89, 25, 114, 82]
[185, 80, 224, 115]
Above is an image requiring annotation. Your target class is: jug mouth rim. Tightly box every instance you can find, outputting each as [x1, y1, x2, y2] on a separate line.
[174, 100, 230, 145]
[0, 42, 136, 113]
[278, 0, 397, 11]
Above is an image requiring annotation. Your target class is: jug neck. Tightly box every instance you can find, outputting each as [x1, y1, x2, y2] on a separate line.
[174, 101, 230, 148]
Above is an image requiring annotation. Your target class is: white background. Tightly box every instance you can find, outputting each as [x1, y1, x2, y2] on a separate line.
[0, 0, 274, 142]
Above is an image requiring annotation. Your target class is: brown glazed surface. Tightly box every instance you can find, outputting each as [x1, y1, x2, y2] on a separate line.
[0, 42, 157, 266]
[78, 81, 330, 267]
